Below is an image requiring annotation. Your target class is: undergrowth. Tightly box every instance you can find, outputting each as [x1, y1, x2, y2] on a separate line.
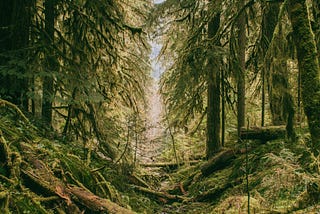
[158, 132, 320, 213]
[1, 105, 320, 213]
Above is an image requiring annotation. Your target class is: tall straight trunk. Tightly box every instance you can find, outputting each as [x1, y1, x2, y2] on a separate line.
[237, 2, 246, 139]
[261, 3, 296, 140]
[288, 0, 320, 153]
[42, 0, 56, 125]
[221, 67, 225, 147]
[206, 14, 221, 159]
[261, 3, 280, 126]
[0, 0, 31, 109]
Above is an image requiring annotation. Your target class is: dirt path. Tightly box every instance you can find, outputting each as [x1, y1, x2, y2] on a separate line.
[135, 36, 167, 165]
[136, 79, 166, 164]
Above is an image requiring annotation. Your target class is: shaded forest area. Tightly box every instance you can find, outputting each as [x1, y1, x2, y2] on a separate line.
[0, 0, 320, 213]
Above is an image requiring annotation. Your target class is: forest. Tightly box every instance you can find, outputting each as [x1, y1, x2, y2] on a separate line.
[0, 0, 320, 213]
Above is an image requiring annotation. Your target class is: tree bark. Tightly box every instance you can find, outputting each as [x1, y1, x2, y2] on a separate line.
[312, 0, 320, 58]
[42, 0, 56, 125]
[288, 0, 320, 153]
[201, 149, 235, 177]
[260, 2, 280, 126]
[237, 1, 246, 139]
[206, 13, 221, 159]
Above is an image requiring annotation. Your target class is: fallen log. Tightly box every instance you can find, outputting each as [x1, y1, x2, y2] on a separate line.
[201, 126, 288, 177]
[19, 142, 134, 214]
[140, 160, 199, 169]
[240, 126, 286, 141]
[201, 149, 236, 177]
[68, 185, 135, 214]
[133, 185, 187, 203]
[127, 173, 151, 188]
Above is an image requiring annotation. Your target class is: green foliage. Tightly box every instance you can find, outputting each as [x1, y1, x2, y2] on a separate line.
[0, 0, 153, 161]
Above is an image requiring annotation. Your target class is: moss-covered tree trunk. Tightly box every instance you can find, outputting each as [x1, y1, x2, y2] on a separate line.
[206, 14, 221, 159]
[260, 2, 280, 126]
[288, 0, 320, 153]
[42, 0, 56, 125]
[236, 0, 246, 139]
[260, 3, 280, 126]
[312, 0, 319, 57]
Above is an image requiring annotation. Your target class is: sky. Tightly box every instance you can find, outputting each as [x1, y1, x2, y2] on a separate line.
[150, 41, 163, 80]
[150, 0, 165, 80]
[154, 0, 165, 4]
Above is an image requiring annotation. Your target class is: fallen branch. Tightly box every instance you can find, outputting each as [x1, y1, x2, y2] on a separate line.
[0, 99, 29, 123]
[133, 185, 187, 203]
[140, 160, 199, 169]
[128, 173, 151, 189]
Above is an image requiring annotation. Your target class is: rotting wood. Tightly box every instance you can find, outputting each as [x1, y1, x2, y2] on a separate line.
[68, 185, 135, 214]
[19, 142, 133, 213]
[240, 126, 286, 141]
[22, 165, 135, 213]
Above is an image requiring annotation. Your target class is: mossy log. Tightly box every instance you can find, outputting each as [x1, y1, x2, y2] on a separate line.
[68, 185, 135, 214]
[133, 185, 187, 203]
[201, 150, 236, 177]
[140, 160, 199, 169]
[19, 143, 133, 213]
[128, 173, 151, 188]
[240, 126, 286, 141]
[22, 163, 135, 213]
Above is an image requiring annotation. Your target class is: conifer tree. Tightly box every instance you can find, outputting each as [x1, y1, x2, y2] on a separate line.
[288, 0, 320, 153]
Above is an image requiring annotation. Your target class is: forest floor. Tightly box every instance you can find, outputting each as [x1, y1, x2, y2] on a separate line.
[136, 80, 165, 165]
[133, 79, 320, 213]
[1, 94, 320, 213]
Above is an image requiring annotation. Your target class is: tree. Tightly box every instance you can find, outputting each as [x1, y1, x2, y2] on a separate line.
[42, 0, 57, 125]
[0, 0, 33, 109]
[206, 13, 222, 158]
[236, 0, 246, 139]
[288, 0, 320, 153]
[260, 2, 280, 126]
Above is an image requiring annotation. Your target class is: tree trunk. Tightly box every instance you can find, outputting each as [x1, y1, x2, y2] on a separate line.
[288, 0, 320, 153]
[42, 0, 56, 125]
[312, 0, 320, 57]
[261, 2, 296, 141]
[221, 65, 226, 146]
[206, 14, 221, 159]
[260, 2, 280, 127]
[236, 1, 246, 139]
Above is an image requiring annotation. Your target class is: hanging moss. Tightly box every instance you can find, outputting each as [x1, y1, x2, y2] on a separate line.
[288, 0, 320, 154]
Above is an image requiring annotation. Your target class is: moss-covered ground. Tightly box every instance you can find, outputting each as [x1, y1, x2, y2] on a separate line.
[1, 104, 320, 213]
